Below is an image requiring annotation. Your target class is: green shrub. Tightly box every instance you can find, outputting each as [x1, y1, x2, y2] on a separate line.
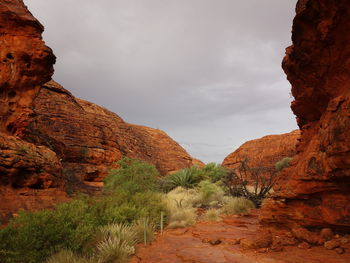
[200, 163, 228, 182]
[165, 166, 203, 190]
[0, 199, 97, 263]
[221, 197, 255, 215]
[197, 180, 224, 207]
[104, 157, 160, 194]
[275, 157, 292, 172]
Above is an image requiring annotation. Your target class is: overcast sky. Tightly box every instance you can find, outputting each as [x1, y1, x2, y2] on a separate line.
[24, 0, 298, 163]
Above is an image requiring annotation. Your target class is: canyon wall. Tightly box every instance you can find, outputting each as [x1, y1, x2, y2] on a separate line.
[0, 1, 200, 222]
[222, 130, 300, 170]
[260, 0, 350, 232]
[23, 80, 199, 181]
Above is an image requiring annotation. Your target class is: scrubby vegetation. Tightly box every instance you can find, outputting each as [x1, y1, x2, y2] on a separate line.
[0, 158, 166, 263]
[0, 159, 258, 263]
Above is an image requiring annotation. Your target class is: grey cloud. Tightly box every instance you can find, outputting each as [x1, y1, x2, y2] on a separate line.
[25, 0, 298, 163]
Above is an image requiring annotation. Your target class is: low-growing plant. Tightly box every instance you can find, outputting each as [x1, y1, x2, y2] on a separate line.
[164, 187, 198, 228]
[45, 250, 90, 263]
[202, 209, 222, 222]
[132, 218, 155, 245]
[221, 197, 255, 215]
[166, 207, 197, 229]
[275, 157, 293, 172]
[96, 223, 137, 247]
[94, 236, 135, 263]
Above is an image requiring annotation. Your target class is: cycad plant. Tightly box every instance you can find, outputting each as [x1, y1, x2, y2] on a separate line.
[167, 167, 203, 189]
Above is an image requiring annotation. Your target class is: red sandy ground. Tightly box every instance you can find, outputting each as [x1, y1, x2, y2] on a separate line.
[130, 212, 350, 263]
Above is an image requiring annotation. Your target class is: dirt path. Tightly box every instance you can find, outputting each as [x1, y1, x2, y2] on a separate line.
[130, 213, 350, 263]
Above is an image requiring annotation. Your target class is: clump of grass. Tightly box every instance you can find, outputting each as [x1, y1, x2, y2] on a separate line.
[94, 236, 135, 263]
[45, 250, 90, 263]
[132, 218, 155, 244]
[92, 223, 138, 263]
[202, 209, 222, 222]
[164, 187, 198, 228]
[96, 223, 138, 246]
[166, 187, 202, 208]
[167, 207, 197, 229]
[221, 197, 255, 215]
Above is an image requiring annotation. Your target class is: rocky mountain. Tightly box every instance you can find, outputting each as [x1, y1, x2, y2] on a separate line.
[222, 130, 300, 170]
[260, 0, 350, 232]
[0, 1, 200, 222]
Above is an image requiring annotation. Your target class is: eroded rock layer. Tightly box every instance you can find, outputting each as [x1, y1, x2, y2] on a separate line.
[23, 80, 199, 181]
[260, 0, 350, 232]
[0, 0, 67, 221]
[222, 130, 300, 170]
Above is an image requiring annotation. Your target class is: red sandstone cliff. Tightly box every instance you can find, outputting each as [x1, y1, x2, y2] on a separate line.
[222, 130, 300, 170]
[0, 1, 200, 222]
[23, 80, 200, 181]
[260, 0, 350, 232]
[0, 0, 68, 221]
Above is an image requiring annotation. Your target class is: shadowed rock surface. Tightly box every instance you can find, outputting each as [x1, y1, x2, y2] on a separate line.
[222, 130, 300, 170]
[260, 0, 350, 232]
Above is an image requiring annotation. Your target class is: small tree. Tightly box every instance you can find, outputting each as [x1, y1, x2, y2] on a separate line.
[222, 159, 277, 207]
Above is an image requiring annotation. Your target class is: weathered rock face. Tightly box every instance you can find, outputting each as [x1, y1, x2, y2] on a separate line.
[260, 0, 350, 232]
[222, 130, 300, 170]
[22, 80, 199, 180]
[0, 0, 55, 135]
[0, 0, 67, 221]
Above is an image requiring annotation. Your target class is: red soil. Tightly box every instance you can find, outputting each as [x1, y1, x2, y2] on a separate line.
[131, 211, 350, 263]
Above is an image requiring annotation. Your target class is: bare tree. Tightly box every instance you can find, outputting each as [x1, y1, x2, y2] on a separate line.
[222, 159, 278, 207]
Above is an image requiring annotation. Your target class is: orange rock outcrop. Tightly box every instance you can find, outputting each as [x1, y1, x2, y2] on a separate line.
[222, 130, 300, 170]
[0, 0, 67, 221]
[0, 1, 200, 222]
[260, 0, 350, 232]
[23, 80, 200, 181]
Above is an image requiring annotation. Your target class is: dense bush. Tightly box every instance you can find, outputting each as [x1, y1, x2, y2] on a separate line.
[104, 157, 160, 194]
[200, 163, 228, 182]
[0, 199, 97, 263]
[197, 180, 224, 207]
